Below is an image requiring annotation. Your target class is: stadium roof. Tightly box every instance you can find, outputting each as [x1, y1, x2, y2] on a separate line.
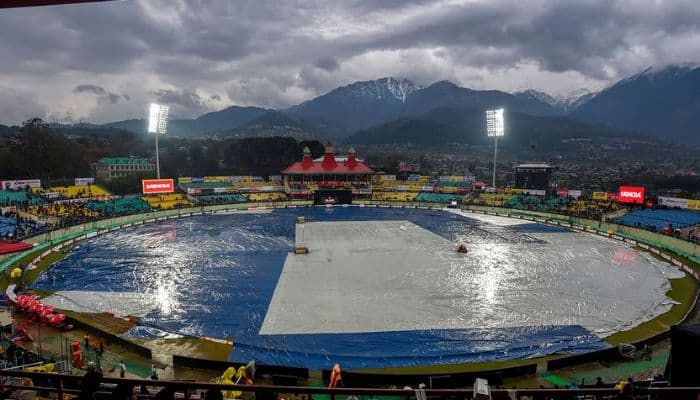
[282, 144, 373, 175]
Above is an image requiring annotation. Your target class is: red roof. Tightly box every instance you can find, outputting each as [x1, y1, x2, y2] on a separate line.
[0, 240, 33, 255]
[282, 143, 374, 175]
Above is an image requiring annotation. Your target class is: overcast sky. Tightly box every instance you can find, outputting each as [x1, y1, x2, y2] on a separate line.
[1, 0, 699, 124]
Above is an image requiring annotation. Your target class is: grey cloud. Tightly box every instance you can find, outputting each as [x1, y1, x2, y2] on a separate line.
[73, 84, 106, 95]
[1, 0, 700, 123]
[153, 88, 216, 118]
[347, 0, 700, 78]
[314, 56, 340, 72]
[74, 84, 129, 105]
[0, 87, 47, 124]
[210, 94, 221, 101]
[107, 93, 122, 104]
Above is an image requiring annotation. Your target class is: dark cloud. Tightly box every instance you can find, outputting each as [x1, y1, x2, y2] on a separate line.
[73, 84, 106, 95]
[153, 88, 216, 118]
[107, 93, 121, 104]
[73, 84, 128, 106]
[0, 0, 699, 124]
[314, 56, 340, 72]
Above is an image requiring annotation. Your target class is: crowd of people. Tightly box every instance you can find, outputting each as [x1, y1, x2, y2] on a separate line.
[0, 211, 47, 240]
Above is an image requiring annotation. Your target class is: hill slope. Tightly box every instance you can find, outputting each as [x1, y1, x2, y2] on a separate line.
[572, 65, 700, 145]
[345, 106, 646, 151]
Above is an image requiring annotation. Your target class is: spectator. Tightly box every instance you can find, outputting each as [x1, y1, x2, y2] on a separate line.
[204, 388, 224, 400]
[118, 360, 127, 378]
[111, 382, 133, 400]
[79, 362, 103, 400]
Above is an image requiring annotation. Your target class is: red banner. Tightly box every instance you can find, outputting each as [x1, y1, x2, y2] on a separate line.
[142, 179, 174, 194]
[618, 186, 645, 204]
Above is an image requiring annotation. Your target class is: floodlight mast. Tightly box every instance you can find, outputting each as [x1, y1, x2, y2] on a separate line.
[148, 103, 169, 179]
[486, 108, 504, 188]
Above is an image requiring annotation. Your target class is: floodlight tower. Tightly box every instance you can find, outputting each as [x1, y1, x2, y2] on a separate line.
[148, 103, 169, 179]
[486, 108, 504, 188]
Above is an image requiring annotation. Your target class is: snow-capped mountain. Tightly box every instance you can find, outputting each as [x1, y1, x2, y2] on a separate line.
[384, 77, 421, 102]
[513, 88, 597, 114]
[557, 88, 598, 112]
[514, 89, 559, 106]
[287, 77, 421, 130]
[321, 77, 421, 102]
[512, 89, 563, 115]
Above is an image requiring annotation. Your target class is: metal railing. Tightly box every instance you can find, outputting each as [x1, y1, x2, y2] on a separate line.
[0, 370, 699, 400]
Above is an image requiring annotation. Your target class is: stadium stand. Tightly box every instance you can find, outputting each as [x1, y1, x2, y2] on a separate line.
[437, 180, 471, 188]
[32, 185, 111, 199]
[613, 209, 700, 232]
[415, 193, 463, 203]
[194, 194, 248, 205]
[86, 197, 153, 216]
[504, 194, 570, 212]
[247, 192, 288, 202]
[180, 181, 234, 190]
[566, 199, 619, 219]
[474, 193, 515, 207]
[0, 190, 45, 207]
[29, 203, 100, 226]
[371, 192, 418, 202]
[143, 194, 192, 210]
[0, 212, 46, 239]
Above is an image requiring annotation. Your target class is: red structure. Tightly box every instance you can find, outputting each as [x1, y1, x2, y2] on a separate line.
[282, 143, 373, 202]
[0, 240, 33, 255]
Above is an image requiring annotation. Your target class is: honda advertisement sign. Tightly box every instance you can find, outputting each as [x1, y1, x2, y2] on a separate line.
[618, 186, 645, 204]
[142, 179, 174, 194]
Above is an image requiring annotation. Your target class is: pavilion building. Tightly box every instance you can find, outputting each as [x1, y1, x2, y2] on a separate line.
[282, 143, 373, 204]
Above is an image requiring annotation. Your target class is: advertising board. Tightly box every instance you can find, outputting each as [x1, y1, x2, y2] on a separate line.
[142, 179, 174, 194]
[618, 186, 645, 204]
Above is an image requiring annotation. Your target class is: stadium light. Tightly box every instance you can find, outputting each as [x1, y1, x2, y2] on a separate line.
[486, 108, 504, 188]
[148, 103, 169, 179]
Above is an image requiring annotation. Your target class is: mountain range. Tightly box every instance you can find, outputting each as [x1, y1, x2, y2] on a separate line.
[4, 65, 700, 146]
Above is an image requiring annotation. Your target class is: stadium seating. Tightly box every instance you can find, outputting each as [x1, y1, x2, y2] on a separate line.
[613, 209, 700, 231]
[142, 194, 192, 210]
[180, 182, 233, 190]
[0, 190, 45, 207]
[415, 193, 463, 203]
[86, 197, 152, 215]
[474, 193, 515, 207]
[503, 194, 570, 212]
[437, 181, 471, 188]
[371, 192, 418, 202]
[0, 213, 46, 239]
[247, 192, 288, 202]
[566, 200, 618, 218]
[33, 185, 111, 199]
[194, 194, 248, 205]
